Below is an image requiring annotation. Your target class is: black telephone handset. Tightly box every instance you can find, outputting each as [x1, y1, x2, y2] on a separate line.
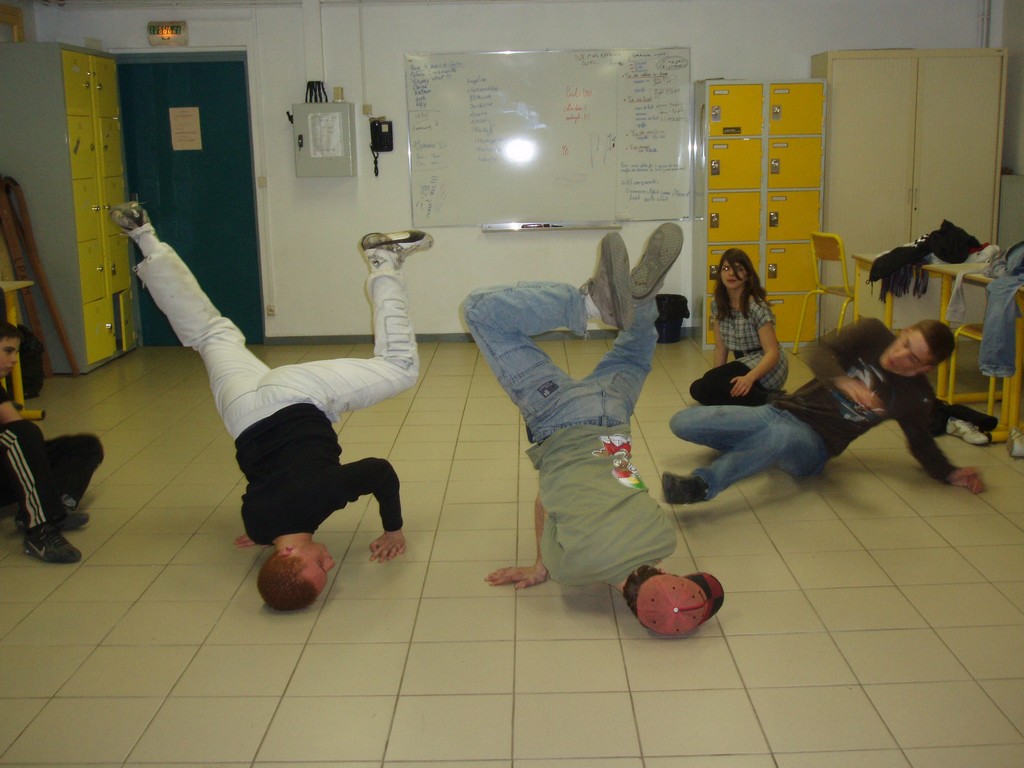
[369, 118, 393, 177]
[370, 119, 393, 153]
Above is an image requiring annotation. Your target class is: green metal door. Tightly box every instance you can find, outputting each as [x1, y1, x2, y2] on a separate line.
[118, 53, 263, 344]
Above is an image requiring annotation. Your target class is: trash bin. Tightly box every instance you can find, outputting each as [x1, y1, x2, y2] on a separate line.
[654, 294, 689, 344]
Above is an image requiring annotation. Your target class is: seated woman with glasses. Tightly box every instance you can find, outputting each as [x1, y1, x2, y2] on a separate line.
[689, 248, 788, 407]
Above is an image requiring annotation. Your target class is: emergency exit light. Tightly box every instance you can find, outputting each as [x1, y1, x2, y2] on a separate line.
[147, 21, 188, 46]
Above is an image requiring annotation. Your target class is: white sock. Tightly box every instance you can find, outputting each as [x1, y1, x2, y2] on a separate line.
[584, 293, 601, 320]
[129, 223, 161, 256]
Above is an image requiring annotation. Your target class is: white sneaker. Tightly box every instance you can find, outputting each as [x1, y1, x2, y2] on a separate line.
[1008, 427, 1024, 458]
[361, 230, 433, 269]
[946, 417, 991, 445]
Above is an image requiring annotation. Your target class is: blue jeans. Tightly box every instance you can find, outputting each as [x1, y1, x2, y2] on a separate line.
[463, 282, 658, 443]
[669, 405, 829, 499]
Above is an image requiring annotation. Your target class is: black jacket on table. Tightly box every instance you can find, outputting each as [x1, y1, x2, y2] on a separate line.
[235, 403, 402, 545]
[772, 318, 956, 482]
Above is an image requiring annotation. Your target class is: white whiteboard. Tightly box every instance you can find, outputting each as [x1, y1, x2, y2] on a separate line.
[405, 48, 691, 227]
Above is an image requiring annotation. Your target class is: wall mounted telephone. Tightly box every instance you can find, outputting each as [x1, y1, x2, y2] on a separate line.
[370, 118, 393, 152]
[369, 117, 392, 177]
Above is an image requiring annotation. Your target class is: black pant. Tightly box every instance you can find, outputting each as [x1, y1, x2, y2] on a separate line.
[689, 360, 770, 407]
[0, 420, 104, 529]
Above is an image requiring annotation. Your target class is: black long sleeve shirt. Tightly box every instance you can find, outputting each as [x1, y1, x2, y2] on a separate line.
[234, 403, 402, 544]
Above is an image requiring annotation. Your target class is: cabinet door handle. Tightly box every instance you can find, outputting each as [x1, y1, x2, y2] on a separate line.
[91, 204, 102, 212]
[95, 265, 104, 272]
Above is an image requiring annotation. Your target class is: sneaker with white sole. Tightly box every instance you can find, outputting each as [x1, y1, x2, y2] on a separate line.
[109, 202, 151, 234]
[946, 417, 991, 446]
[23, 522, 81, 563]
[361, 230, 433, 269]
[631, 223, 683, 300]
[1008, 427, 1024, 458]
[581, 232, 634, 331]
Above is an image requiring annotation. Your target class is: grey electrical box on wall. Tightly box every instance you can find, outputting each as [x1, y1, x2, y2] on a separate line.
[292, 102, 356, 177]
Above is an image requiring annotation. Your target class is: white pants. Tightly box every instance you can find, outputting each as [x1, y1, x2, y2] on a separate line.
[134, 239, 419, 439]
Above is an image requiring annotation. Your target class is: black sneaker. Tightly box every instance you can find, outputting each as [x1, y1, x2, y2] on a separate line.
[109, 202, 151, 234]
[23, 523, 82, 563]
[662, 472, 709, 504]
[15, 510, 89, 532]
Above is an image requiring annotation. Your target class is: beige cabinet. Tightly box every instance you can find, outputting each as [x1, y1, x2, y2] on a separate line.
[692, 80, 825, 347]
[811, 49, 1006, 257]
[0, 43, 136, 373]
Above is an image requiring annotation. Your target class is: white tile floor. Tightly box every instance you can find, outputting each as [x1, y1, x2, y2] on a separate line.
[1, 335, 1023, 767]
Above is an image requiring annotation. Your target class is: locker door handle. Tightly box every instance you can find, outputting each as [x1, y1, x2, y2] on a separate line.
[770, 158, 780, 175]
[710, 212, 719, 228]
[710, 159, 720, 176]
[771, 104, 782, 121]
[767, 263, 778, 279]
[768, 211, 779, 228]
[91, 204, 102, 212]
[709, 265, 718, 280]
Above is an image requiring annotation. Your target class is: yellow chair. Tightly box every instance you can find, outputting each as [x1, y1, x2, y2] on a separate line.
[793, 231, 855, 354]
[947, 323, 999, 415]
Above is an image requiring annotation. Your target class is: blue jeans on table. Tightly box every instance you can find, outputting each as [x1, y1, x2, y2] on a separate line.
[669, 404, 829, 499]
[463, 282, 658, 443]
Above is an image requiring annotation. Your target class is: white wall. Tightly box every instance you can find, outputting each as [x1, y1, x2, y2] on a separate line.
[29, 0, 997, 339]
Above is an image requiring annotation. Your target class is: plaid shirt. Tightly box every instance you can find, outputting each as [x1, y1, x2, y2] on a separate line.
[712, 298, 788, 391]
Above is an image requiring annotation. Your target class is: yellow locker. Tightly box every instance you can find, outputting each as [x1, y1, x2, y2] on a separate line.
[708, 138, 762, 189]
[768, 82, 825, 135]
[77, 240, 105, 304]
[82, 297, 116, 364]
[66, 114, 97, 180]
[707, 84, 763, 137]
[100, 176, 125, 236]
[767, 137, 822, 189]
[708, 191, 761, 242]
[766, 190, 820, 241]
[115, 290, 136, 352]
[90, 55, 120, 118]
[98, 116, 123, 177]
[61, 50, 92, 116]
[705, 297, 716, 346]
[706, 244, 761, 293]
[767, 294, 816, 343]
[763, 243, 815, 292]
[107, 235, 131, 294]
[71, 178, 101, 242]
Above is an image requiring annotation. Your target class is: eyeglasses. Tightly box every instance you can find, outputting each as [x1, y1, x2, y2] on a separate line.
[720, 264, 746, 274]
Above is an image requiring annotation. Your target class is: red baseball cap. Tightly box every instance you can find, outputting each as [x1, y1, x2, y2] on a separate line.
[635, 572, 724, 635]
